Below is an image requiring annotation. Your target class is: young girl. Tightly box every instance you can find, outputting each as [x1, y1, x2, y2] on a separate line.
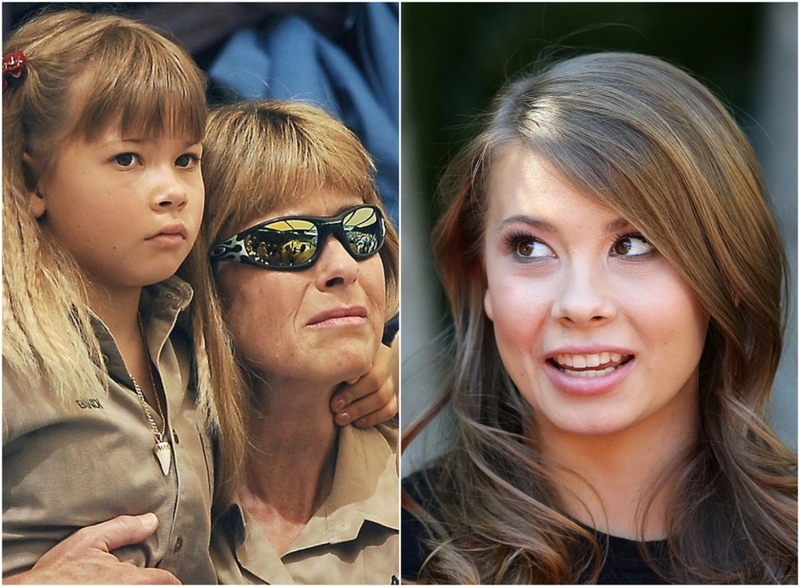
[2, 9, 244, 583]
[402, 52, 797, 584]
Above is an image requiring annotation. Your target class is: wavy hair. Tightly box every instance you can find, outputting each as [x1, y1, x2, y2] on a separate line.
[404, 52, 797, 583]
[2, 9, 245, 514]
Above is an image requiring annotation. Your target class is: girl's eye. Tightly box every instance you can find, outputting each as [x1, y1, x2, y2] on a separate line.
[113, 153, 138, 168]
[612, 233, 654, 257]
[505, 233, 554, 260]
[175, 153, 200, 169]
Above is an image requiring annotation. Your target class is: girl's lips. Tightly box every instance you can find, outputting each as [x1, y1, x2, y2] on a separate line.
[544, 354, 635, 396]
[147, 224, 188, 240]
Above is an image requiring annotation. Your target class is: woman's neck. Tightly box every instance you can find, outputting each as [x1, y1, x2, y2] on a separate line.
[540, 387, 700, 541]
[242, 377, 341, 556]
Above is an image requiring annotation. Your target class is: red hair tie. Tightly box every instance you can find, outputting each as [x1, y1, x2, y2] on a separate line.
[3, 50, 27, 92]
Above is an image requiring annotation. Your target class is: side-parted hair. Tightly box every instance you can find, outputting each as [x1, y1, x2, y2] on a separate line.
[2, 9, 245, 514]
[405, 52, 797, 583]
[200, 100, 399, 317]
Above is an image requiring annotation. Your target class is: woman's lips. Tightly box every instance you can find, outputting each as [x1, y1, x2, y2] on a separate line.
[306, 306, 368, 327]
[544, 349, 635, 395]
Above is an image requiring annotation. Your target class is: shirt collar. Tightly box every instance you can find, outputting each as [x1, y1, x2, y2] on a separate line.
[92, 276, 194, 384]
[222, 423, 399, 554]
[291, 423, 399, 551]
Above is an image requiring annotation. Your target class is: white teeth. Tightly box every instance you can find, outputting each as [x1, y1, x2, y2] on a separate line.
[552, 352, 629, 376]
[555, 353, 615, 368]
[561, 366, 617, 378]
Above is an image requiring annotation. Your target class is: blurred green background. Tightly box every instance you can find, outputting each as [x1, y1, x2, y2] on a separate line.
[400, 2, 798, 471]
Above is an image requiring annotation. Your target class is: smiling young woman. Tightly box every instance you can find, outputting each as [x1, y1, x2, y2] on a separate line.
[401, 52, 797, 584]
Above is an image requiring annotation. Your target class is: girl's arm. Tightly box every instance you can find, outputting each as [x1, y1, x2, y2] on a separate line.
[331, 335, 399, 428]
[4, 514, 180, 585]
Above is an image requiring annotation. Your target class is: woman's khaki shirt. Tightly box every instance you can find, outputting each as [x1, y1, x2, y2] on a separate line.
[212, 424, 400, 584]
[2, 278, 217, 583]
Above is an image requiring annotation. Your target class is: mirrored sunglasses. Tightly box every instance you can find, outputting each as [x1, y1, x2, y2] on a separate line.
[210, 205, 386, 270]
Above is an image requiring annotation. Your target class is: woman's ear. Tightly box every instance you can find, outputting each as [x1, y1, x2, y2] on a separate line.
[484, 287, 494, 321]
[23, 151, 46, 218]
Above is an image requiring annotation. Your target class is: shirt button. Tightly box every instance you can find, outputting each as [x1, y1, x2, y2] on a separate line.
[173, 536, 183, 553]
[172, 429, 180, 444]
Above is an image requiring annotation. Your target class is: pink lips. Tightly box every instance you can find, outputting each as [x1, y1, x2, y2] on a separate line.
[146, 224, 188, 245]
[544, 345, 635, 396]
[307, 306, 368, 327]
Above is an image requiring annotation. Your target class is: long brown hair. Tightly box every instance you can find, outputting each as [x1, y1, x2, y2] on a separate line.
[404, 52, 797, 583]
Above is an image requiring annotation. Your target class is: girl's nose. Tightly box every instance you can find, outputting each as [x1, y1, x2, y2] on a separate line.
[151, 170, 187, 211]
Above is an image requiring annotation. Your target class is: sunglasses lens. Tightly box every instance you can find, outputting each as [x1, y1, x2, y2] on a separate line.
[343, 207, 384, 257]
[245, 219, 318, 268]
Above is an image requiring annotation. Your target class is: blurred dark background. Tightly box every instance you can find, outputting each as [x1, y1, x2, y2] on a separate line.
[400, 2, 798, 471]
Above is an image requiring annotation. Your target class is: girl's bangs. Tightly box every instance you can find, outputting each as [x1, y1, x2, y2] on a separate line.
[73, 40, 206, 143]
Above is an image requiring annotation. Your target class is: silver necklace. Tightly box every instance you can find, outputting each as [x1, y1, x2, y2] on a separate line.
[131, 313, 171, 476]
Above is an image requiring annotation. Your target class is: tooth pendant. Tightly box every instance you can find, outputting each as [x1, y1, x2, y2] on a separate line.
[154, 441, 172, 476]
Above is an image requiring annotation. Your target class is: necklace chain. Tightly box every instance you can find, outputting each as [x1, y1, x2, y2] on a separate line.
[131, 313, 167, 444]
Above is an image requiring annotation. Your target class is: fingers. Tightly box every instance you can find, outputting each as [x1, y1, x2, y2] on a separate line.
[80, 513, 160, 553]
[331, 342, 398, 426]
[7, 513, 181, 585]
[348, 390, 399, 428]
[133, 568, 183, 585]
[333, 375, 397, 426]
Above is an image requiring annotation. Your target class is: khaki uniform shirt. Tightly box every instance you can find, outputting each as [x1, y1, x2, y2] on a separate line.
[3, 277, 216, 583]
[212, 424, 399, 584]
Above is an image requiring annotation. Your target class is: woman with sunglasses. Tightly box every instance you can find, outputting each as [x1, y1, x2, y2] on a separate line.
[201, 101, 400, 584]
[402, 52, 797, 584]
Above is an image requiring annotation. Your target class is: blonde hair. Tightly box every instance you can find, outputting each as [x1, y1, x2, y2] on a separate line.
[406, 52, 796, 583]
[2, 9, 245, 513]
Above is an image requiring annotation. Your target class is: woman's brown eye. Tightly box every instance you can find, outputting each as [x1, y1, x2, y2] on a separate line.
[517, 241, 536, 256]
[509, 237, 553, 259]
[612, 234, 654, 257]
[614, 238, 632, 255]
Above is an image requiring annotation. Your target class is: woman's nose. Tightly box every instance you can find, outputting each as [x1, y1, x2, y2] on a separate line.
[315, 235, 359, 289]
[550, 264, 616, 326]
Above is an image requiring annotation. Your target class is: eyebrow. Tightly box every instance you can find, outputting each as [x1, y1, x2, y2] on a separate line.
[604, 217, 636, 233]
[499, 215, 558, 232]
[103, 138, 200, 147]
[499, 215, 637, 234]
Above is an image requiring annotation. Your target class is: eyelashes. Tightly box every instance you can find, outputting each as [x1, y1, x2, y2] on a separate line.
[504, 230, 554, 260]
[501, 230, 656, 261]
[110, 152, 201, 170]
[611, 232, 654, 257]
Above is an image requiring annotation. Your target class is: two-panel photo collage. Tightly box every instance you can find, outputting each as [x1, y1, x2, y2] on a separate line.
[1, 2, 797, 585]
